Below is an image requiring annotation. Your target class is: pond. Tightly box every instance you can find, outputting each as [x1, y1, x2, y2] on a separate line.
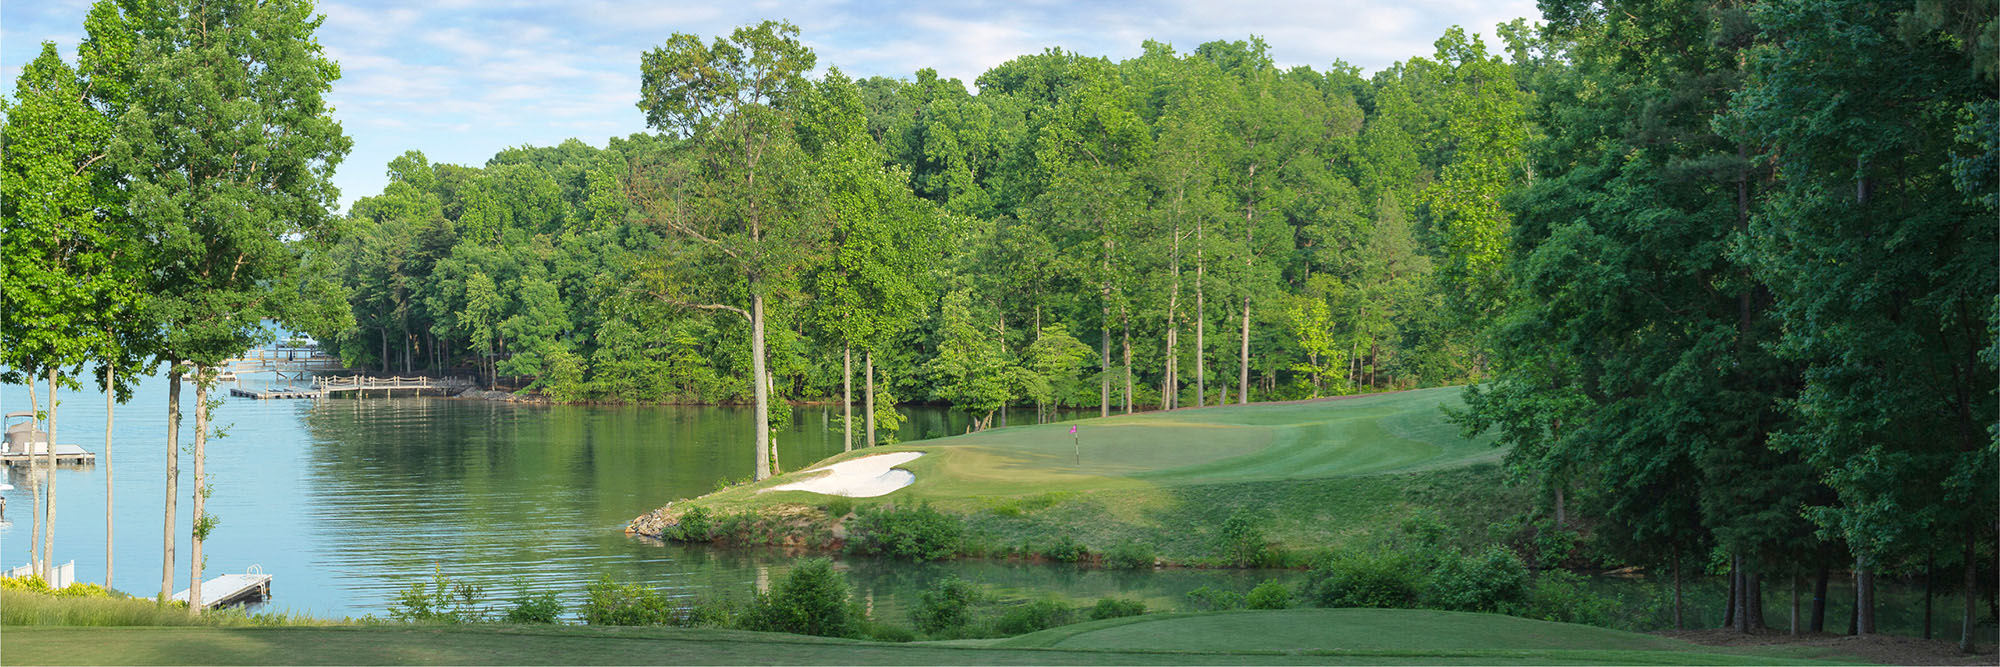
[1, 370, 1275, 620]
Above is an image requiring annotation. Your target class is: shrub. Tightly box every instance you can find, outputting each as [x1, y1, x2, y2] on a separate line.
[1424, 547, 1530, 613]
[1217, 510, 1270, 567]
[1184, 586, 1244, 612]
[2, 575, 51, 594]
[738, 558, 862, 638]
[911, 577, 979, 637]
[389, 569, 489, 623]
[863, 620, 918, 642]
[1245, 580, 1293, 610]
[845, 503, 962, 562]
[51, 583, 123, 599]
[503, 584, 564, 624]
[666, 506, 715, 542]
[824, 497, 855, 519]
[992, 596, 1074, 636]
[1088, 597, 1147, 620]
[1512, 569, 1621, 627]
[580, 577, 676, 626]
[1041, 535, 1089, 563]
[1303, 551, 1420, 609]
[1103, 541, 1156, 569]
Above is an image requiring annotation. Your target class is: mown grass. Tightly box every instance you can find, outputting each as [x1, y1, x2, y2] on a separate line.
[1, 611, 1864, 666]
[666, 388, 1522, 564]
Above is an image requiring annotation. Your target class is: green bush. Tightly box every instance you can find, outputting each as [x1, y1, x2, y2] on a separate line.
[1245, 580, 1293, 609]
[910, 577, 979, 637]
[51, 583, 123, 599]
[1424, 546, 1530, 613]
[503, 584, 564, 624]
[1041, 535, 1089, 563]
[580, 577, 676, 626]
[1184, 586, 1244, 612]
[1088, 597, 1147, 620]
[1103, 540, 1156, 569]
[0, 575, 51, 594]
[1511, 569, 1621, 627]
[824, 497, 855, 519]
[389, 570, 490, 623]
[992, 596, 1074, 636]
[863, 620, 918, 642]
[1217, 510, 1271, 567]
[1303, 551, 1421, 609]
[737, 558, 862, 638]
[845, 503, 963, 562]
[666, 505, 715, 542]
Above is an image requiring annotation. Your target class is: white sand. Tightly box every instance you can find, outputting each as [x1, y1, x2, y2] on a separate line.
[762, 452, 923, 497]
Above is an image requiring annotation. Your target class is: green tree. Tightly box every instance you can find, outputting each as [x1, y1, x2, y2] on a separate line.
[108, 0, 352, 608]
[1727, 0, 1997, 645]
[633, 20, 824, 480]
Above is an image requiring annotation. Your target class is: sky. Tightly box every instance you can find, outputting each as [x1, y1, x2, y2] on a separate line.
[2, 0, 1541, 212]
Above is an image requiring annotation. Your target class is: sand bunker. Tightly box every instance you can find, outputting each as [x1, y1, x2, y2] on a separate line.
[762, 451, 923, 498]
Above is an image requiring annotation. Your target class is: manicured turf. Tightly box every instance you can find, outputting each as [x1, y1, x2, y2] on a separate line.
[1, 613, 1862, 666]
[702, 387, 1502, 510]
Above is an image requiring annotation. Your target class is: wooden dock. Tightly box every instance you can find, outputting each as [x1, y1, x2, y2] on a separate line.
[316, 375, 475, 397]
[172, 567, 272, 609]
[0, 444, 96, 465]
[230, 386, 325, 399]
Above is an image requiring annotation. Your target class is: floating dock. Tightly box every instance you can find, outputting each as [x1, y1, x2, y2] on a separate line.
[0, 444, 96, 465]
[172, 568, 272, 609]
[229, 387, 324, 399]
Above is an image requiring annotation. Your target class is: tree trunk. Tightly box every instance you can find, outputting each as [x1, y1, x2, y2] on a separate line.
[380, 328, 389, 374]
[1122, 322, 1132, 415]
[1925, 552, 1936, 640]
[1725, 557, 1739, 630]
[1238, 297, 1251, 405]
[1855, 556, 1875, 634]
[767, 370, 780, 474]
[105, 363, 114, 588]
[1800, 575, 1816, 635]
[1100, 315, 1111, 418]
[1195, 259, 1205, 408]
[750, 294, 771, 481]
[865, 352, 876, 448]
[161, 369, 181, 600]
[1672, 551, 1684, 630]
[28, 380, 41, 577]
[1810, 567, 1828, 633]
[188, 367, 208, 614]
[1553, 486, 1565, 527]
[842, 346, 852, 453]
[1963, 532, 1978, 653]
[1748, 572, 1766, 630]
[42, 369, 57, 583]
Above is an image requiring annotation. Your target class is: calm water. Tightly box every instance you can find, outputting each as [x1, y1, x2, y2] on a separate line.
[2, 373, 1982, 639]
[1, 371, 1262, 619]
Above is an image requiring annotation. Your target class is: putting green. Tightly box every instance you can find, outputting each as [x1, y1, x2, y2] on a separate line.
[708, 387, 1501, 510]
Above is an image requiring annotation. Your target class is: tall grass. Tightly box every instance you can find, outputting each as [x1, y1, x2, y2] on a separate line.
[1, 589, 333, 627]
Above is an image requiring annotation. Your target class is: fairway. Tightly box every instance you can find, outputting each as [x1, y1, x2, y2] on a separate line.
[708, 387, 1502, 508]
[0, 612, 1861, 666]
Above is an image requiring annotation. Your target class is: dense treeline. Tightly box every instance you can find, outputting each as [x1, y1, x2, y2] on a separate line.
[1455, 0, 1995, 650]
[3, 0, 351, 608]
[316, 24, 1532, 429]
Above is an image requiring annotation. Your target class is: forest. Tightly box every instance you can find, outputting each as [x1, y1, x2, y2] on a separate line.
[2, 0, 1993, 651]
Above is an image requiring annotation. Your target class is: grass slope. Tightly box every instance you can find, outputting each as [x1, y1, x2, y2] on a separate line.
[2, 611, 1862, 666]
[666, 388, 1521, 560]
[701, 388, 1500, 509]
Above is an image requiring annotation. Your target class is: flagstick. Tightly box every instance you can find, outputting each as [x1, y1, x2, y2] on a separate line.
[1072, 427, 1080, 466]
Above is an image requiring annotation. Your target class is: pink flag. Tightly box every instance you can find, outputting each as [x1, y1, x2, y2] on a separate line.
[1069, 426, 1077, 434]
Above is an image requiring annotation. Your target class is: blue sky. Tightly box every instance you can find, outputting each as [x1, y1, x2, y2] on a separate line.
[3, 0, 1540, 212]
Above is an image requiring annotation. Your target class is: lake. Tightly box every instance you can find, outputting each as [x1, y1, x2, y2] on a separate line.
[0, 371, 1277, 620]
